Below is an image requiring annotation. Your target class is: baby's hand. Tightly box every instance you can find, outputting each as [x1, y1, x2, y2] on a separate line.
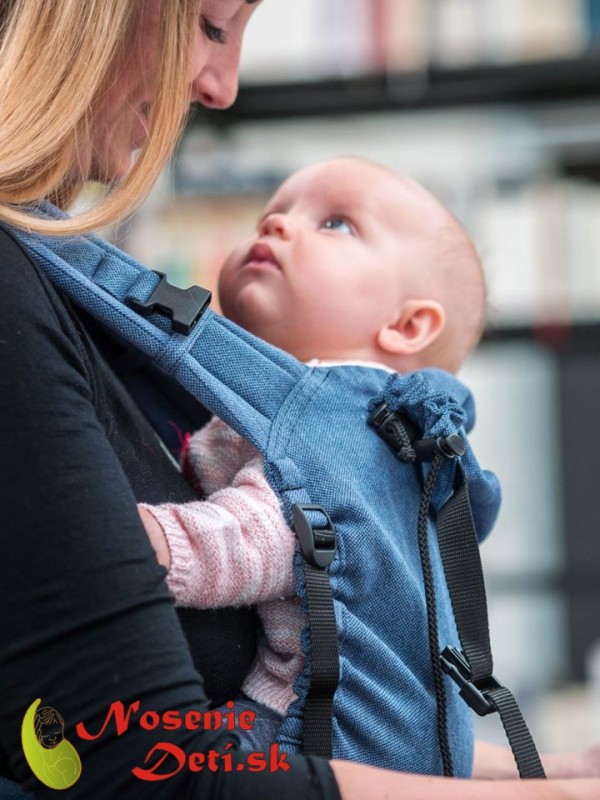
[137, 506, 171, 570]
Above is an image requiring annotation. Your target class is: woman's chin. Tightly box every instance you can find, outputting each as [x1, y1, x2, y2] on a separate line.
[88, 149, 136, 185]
[110, 151, 137, 183]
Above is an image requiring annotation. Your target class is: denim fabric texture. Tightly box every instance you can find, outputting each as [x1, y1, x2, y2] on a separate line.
[215, 695, 284, 751]
[13, 208, 501, 776]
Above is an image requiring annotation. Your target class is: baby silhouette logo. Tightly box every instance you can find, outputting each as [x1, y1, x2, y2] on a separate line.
[21, 699, 82, 790]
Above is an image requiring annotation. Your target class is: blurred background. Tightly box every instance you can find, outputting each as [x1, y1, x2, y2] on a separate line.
[120, 0, 600, 753]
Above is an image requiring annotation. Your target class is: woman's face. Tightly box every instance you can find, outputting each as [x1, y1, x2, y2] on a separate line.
[88, 0, 260, 182]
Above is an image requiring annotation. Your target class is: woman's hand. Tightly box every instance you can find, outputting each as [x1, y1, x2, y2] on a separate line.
[138, 505, 171, 570]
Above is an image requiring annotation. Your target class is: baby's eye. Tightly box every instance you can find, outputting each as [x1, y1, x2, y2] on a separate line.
[321, 218, 353, 235]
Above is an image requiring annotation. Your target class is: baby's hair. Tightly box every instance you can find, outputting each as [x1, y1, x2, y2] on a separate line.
[434, 211, 487, 359]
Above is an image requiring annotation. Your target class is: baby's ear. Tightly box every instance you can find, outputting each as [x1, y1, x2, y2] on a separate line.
[376, 300, 445, 357]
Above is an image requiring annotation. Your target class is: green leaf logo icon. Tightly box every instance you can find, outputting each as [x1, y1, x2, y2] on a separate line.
[21, 699, 82, 790]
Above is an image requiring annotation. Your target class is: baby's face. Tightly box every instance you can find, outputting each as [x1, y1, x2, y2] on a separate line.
[218, 159, 438, 362]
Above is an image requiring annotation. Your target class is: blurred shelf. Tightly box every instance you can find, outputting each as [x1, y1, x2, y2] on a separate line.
[194, 52, 600, 127]
[482, 320, 600, 352]
[562, 157, 600, 182]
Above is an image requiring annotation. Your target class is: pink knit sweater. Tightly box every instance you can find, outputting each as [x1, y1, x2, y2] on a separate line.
[140, 416, 305, 716]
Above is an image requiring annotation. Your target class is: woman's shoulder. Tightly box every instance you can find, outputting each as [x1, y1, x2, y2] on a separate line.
[0, 223, 93, 348]
[0, 224, 93, 393]
[0, 223, 44, 286]
[0, 224, 77, 332]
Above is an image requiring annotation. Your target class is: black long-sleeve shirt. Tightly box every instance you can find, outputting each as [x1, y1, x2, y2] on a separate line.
[0, 226, 340, 799]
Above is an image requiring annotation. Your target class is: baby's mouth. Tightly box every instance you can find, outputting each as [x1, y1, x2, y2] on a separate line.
[243, 243, 281, 271]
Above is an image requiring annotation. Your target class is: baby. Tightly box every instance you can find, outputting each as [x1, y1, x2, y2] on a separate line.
[138, 156, 486, 746]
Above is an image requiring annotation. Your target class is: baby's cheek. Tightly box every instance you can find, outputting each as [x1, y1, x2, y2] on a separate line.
[216, 265, 233, 310]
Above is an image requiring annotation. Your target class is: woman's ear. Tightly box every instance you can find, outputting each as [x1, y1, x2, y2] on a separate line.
[376, 300, 446, 357]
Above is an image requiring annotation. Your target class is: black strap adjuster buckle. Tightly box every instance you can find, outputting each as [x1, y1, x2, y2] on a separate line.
[368, 402, 419, 461]
[440, 646, 500, 716]
[292, 504, 337, 569]
[413, 434, 465, 462]
[128, 271, 212, 335]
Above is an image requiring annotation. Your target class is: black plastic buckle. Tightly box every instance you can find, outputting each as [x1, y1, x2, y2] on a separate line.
[128, 271, 212, 335]
[368, 402, 420, 456]
[413, 434, 465, 462]
[440, 646, 501, 717]
[292, 504, 337, 569]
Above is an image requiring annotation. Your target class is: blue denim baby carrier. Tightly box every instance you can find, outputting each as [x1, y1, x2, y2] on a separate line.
[12, 206, 546, 780]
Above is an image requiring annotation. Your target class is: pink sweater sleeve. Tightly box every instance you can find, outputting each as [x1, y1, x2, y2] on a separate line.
[139, 419, 297, 609]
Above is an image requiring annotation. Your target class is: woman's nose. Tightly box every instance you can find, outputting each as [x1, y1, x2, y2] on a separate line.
[191, 42, 242, 110]
[259, 213, 294, 240]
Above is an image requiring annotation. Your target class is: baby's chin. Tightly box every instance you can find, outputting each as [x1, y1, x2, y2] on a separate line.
[219, 303, 264, 340]
[218, 288, 276, 337]
[218, 295, 246, 328]
[219, 304, 291, 354]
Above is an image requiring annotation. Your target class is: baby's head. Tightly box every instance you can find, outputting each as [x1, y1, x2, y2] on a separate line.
[218, 157, 485, 374]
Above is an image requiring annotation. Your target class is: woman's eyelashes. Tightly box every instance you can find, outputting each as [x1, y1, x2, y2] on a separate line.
[321, 217, 354, 235]
[200, 16, 227, 44]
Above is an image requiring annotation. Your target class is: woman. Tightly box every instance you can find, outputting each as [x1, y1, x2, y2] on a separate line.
[0, 1, 598, 797]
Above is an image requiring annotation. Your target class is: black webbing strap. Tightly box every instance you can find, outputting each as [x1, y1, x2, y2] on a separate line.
[436, 463, 493, 682]
[369, 404, 546, 779]
[292, 504, 339, 758]
[436, 463, 546, 779]
[487, 686, 548, 779]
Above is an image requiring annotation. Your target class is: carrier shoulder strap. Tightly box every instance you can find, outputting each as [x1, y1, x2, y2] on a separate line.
[17, 225, 304, 451]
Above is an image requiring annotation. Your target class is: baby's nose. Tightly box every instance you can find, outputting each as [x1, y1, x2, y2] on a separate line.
[259, 213, 294, 240]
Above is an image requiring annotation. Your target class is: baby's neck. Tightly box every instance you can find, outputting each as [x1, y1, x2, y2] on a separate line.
[289, 346, 450, 376]
[304, 357, 397, 374]
[288, 344, 404, 374]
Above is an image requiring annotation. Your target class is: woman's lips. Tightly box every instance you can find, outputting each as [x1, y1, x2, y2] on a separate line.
[242, 243, 281, 272]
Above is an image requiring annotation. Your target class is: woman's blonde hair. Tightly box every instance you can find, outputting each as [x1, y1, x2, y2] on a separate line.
[0, 0, 201, 235]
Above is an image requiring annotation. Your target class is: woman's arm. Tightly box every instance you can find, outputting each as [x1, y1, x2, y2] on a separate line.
[332, 761, 600, 799]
